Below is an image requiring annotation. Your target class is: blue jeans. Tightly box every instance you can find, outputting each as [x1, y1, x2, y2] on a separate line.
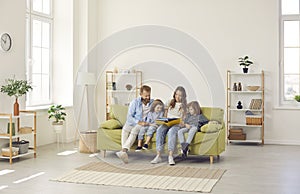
[138, 125, 157, 140]
[156, 124, 180, 152]
[178, 126, 198, 144]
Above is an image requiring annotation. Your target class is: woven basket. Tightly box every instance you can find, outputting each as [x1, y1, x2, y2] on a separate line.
[246, 116, 262, 125]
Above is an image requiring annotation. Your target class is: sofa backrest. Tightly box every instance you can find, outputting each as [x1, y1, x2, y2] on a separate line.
[109, 104, 224, 126]
[201, 107, 224, 123]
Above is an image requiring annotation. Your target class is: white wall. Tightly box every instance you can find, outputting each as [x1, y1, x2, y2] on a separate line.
[0, 0, 26, 112]
[0, 0, 26, 144]
[0, 0, 76, 147]
[93, 0, 300, 145]
[1, 0, 299, 146]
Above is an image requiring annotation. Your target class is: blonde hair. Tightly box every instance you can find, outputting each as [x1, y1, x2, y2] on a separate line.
[150, 99, 164, 112]
[187, 101, 201, 115]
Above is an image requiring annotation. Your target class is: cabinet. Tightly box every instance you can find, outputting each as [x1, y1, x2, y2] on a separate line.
[106, 71, 142, 119]
[226, 70, 264, 144]
[0, 110, 37, 164]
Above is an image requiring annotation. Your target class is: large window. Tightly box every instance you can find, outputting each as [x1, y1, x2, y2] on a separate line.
[280, 0, 300, 103]
[26, 0, 52, 106]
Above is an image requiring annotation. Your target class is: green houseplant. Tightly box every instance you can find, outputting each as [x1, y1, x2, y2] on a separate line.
[48, 104, 67, 133]
[295, 95, 300, 102]
[238, 55, 253, 73]
[0, 77, 33, 116]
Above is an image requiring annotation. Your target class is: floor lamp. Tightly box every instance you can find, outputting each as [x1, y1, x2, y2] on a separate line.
[75, 72, 96, 143]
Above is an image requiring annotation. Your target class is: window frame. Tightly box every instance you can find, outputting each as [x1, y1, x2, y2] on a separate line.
[279, 0, 300, 106]
[26, 0, 53, 107]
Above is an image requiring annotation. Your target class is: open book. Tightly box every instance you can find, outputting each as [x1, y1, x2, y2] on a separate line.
[155, 118, 181, 127]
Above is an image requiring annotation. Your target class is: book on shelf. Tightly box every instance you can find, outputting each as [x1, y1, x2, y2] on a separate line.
[249, 99, 262, 110]
[155, 118, 181, 127]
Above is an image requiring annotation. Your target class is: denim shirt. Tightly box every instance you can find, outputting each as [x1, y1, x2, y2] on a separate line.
[126, 97, 154, 126]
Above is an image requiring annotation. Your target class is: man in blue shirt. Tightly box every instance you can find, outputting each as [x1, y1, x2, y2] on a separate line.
[116, 85, 154, 163]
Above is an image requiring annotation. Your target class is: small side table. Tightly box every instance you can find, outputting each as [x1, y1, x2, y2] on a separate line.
[79, 130, 98, 153]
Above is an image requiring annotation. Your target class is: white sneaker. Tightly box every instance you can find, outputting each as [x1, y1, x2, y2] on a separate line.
[150, 155, 162, 164]
[168, 156, 175, 165]
[116, 151, 128, 164]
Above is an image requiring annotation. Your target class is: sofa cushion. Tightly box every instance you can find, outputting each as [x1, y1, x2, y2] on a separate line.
[100, 119, 122, 129]
[110, 104, 128, 126]
[201, 121, 222, 133]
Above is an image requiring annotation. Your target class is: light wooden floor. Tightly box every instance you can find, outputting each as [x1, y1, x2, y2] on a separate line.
[0, 143, 300, 194]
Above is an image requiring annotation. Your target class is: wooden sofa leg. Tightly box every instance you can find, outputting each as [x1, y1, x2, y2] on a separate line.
[210, 155, 214, 164]
[100, 150, 106, 158]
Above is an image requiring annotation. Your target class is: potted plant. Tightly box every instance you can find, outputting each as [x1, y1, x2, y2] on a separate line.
[0, 77, 33, 116]
[238, 55, 253, 73]
[295, 95, 300, 102]
[48, 104, 67, 134]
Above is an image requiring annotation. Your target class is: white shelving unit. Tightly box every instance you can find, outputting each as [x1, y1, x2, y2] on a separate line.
[106, 71, 142, 119]
[226, 70, 265, 144]
[0, 111, 37, 164]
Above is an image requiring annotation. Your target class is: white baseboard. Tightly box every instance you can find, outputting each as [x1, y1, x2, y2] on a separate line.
[264, 139, 300, 146]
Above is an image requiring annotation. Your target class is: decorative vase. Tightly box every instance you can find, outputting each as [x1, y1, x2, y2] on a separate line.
[14, 98, 19, 116]
[112, 82, 116, 90]
[243, 67, 248, 73]
[238, 82, 242, 91]
[237, 101, 243, 109]
[232, 83, 237, 91]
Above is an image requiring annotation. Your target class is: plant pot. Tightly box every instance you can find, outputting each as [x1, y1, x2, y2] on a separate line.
[14, 98, 19, 116]
[52, 122, 63, 134]
[243, 67, 249, 73]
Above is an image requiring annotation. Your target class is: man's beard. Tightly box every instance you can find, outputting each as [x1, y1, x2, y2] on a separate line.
[142, 98, 150, 105]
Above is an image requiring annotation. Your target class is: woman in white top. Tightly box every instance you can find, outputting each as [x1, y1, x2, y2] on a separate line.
[151, 86, 187, 165]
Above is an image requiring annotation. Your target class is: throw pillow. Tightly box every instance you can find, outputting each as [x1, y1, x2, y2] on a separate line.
[200, 121, 222, 133]
[100, 119, 122, 129]
[110, 104, 128, 126]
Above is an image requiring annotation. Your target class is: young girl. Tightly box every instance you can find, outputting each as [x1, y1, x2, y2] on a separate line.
[178, 101, 209, 158]
[135, 99, 164, 151]
[151, 86, 187, 165]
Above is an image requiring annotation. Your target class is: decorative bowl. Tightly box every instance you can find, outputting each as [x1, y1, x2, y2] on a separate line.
[125, 84, 133, 91]
[246, 86, 260, 91]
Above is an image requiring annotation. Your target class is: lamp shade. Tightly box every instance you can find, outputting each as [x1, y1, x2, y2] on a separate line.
[77, 72, 96, 86]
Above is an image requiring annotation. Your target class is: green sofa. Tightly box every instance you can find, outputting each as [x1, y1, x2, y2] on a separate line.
[97, 104, 226, 164]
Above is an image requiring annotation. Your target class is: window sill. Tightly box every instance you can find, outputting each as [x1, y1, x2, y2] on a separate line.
[273, 105, 300, 110]
[26, 105, 51, 111]
[26, 104, 73, 111]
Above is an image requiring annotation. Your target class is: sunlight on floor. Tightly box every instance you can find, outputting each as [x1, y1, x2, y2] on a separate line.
[0, 185, 8, 190]
[89, 153, 98, 158]
[0, 170, 15, 176]
[13, 172, 45, 184]
[57, 150, 78, 156]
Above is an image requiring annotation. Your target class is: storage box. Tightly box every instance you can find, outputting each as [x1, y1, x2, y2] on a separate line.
[246, 115, 262, 125]
[12, 140, 29, 154]
[228, 133, 246, 140]
[19, 127, 32, 134]
[79, 131, 98, 153]
[1, 147, 19, 157]
[229, 128, 243, 134]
